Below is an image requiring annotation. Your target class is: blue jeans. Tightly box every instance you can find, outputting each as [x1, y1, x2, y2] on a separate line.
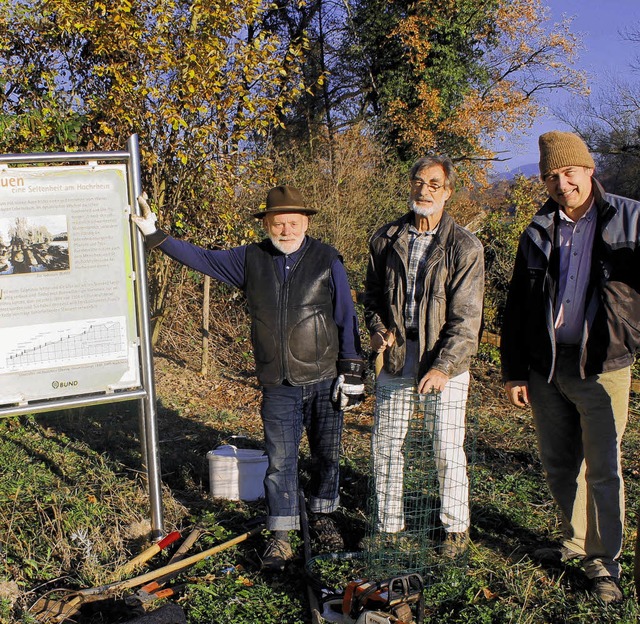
[261, 378, 343, 530]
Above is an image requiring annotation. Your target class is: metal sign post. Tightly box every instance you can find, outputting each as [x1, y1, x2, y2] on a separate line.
[0, 134, 164, 537]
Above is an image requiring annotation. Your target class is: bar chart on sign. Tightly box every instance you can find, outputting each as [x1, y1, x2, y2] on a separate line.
[0, 317, 128, 373]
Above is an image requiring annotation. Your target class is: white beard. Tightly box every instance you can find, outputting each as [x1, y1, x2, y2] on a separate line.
[410, 200, 438, 217]
[269, 234, 304, 254]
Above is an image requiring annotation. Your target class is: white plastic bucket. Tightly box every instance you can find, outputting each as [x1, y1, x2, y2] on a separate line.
[207, 444, 268, 501]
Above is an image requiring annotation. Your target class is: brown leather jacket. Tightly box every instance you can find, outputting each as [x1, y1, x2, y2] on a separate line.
[364, 211, 484, 380]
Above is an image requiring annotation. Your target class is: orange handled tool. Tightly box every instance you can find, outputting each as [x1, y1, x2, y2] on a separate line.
[111, 530, 181, 579]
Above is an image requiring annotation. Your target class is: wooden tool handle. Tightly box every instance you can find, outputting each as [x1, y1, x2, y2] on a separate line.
[82, 526, 263, 598]
[111, 531, 181, 579]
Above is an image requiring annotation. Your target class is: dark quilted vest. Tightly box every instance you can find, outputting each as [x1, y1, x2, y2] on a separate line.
[244, 237, 339, 386]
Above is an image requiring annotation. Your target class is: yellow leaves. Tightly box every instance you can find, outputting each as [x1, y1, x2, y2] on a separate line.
[242, 95, 256, 114]
[174, 212, 186, 230]
[382, 0, 587, 167]
[99, 121, 115, 136]
[169, 116, 188, 131]
[2, 0, 304, 204]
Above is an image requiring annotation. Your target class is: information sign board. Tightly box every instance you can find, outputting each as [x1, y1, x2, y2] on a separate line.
[0, 165, 140, 406]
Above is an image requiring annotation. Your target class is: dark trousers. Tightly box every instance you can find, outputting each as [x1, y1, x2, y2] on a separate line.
[261, 378, 343, 530]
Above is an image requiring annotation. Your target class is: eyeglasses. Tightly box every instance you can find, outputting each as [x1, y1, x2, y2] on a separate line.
[411, 178, 444, 193]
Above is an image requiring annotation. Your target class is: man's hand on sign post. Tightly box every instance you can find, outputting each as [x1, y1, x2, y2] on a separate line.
[132, 193, 158, 236]
[331, 359, 366, 411]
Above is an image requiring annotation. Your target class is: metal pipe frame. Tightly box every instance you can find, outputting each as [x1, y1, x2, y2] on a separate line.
[0, 135, 165, 536]
[0, 388, 147, 418]
[127, 134, 165, 538]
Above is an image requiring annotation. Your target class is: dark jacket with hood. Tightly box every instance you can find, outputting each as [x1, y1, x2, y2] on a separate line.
[500, 178, 640, 382]
[364, 211, 484, 380]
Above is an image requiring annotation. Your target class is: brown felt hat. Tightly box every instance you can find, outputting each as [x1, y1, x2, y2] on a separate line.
[253, 185, 317, 218]
[538, 131, 595, 178]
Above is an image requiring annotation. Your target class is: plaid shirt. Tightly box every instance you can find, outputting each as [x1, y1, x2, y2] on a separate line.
[404, 224, 438, 332]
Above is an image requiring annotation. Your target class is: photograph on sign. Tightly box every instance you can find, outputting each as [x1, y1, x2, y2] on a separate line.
[0, 165, 141, 407]
[0, 214, 70, 274]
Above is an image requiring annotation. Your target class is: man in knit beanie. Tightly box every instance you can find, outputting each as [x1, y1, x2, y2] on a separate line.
[500, 131, 640, 604]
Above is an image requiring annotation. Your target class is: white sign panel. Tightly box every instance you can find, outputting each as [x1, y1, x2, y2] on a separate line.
[0, 165, 140, 406]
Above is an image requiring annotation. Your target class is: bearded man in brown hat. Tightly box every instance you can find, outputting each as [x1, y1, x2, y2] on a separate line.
[501, 131, 640, 603]
[133, 186, 364, 572]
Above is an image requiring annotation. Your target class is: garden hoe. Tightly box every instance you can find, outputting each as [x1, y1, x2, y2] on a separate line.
[28, 525, 263, 624]
[111, 531, 181, 581]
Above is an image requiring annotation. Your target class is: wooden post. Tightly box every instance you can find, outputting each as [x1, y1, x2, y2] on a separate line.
[201, 275, 210, 376]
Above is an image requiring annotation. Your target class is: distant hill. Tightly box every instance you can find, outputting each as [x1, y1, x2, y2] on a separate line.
[492, 162, 539, 181]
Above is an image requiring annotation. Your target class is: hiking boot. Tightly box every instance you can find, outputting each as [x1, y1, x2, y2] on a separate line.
[591, 577, 623, 604]
[261, 536, 293, 572]
[532, 545, 585, 566]
[440, 531, 469, 559]
[310, 514, 344, 551]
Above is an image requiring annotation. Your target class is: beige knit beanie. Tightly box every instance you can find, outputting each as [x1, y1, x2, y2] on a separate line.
[538, 131, 595, 178]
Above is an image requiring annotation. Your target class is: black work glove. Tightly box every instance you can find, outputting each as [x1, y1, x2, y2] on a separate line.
[331, 359, 365, 411]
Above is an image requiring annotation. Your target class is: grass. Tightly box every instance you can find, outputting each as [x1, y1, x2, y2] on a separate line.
[0, 353, 639, 623]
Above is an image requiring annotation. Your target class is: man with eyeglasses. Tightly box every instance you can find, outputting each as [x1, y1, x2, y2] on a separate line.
[363, 156, 484, 558]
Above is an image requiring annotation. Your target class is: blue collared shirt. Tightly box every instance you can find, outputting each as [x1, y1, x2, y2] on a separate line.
[554, 202, 596, 345]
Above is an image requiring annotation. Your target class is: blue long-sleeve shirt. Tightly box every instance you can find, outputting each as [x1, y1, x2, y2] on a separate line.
[158, 235, 362, 359]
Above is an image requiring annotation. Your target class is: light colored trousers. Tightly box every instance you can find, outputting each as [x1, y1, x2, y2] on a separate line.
[372, 340, 470, 534]
[529, 346, 630, 579]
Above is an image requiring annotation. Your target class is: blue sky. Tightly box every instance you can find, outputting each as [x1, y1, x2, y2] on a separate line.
[495, 0, 640, 172]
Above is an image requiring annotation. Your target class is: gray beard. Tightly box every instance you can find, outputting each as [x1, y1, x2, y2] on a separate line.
[410, 201, 437, 218]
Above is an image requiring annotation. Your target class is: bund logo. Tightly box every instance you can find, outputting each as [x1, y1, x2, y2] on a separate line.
[52, 380, 79, 389]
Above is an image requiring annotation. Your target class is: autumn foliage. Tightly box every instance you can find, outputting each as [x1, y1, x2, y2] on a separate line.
[382, 0, 586, 175]
[0, 0, 589, 336]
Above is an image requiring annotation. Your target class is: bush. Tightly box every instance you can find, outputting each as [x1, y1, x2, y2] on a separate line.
[478, 175, 546, 334]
